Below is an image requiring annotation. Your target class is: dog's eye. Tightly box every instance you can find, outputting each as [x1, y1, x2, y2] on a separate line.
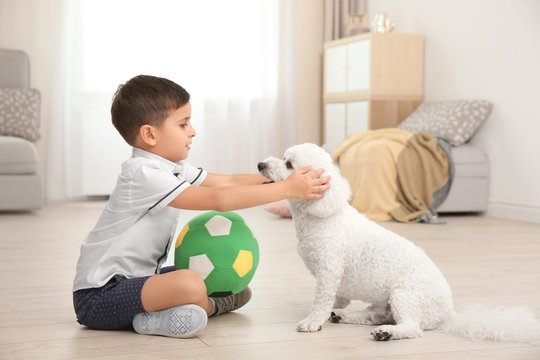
[286, 161, 293, 169]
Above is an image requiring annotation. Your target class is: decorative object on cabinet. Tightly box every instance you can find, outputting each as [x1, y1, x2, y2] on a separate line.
[347, 13, 369, 36]
[371, 13, 395, 34]
[322, 32, 423, 151]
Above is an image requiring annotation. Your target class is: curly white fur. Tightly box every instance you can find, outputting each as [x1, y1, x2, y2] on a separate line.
[258, 143, 540, 342]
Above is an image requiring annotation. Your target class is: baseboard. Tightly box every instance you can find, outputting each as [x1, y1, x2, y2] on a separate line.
[487, 199, 540, 224]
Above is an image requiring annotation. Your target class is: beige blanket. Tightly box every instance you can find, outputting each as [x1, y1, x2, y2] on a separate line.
[331, 128, 449, 223]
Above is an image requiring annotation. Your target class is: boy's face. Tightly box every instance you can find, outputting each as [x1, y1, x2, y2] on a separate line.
[152, 102, 195, 162]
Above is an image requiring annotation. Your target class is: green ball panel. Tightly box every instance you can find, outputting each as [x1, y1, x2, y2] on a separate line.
[175, 226, 212, 269]
[204, 265, 256, 295]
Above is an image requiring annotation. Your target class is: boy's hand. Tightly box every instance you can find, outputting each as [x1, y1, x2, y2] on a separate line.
[285, 166, 331, 199]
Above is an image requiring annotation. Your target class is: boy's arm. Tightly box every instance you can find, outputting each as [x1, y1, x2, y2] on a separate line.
[169, 167, 330, 212]
[201, 173, 270, 187]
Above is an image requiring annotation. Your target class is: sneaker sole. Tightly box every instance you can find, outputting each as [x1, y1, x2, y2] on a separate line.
[133, 304, 208, 338]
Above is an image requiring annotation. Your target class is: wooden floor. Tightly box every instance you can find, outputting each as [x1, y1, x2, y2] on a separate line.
[1, 201, 539, 359]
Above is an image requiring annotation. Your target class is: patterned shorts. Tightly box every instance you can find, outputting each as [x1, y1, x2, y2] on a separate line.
[73, 266, 176, 330]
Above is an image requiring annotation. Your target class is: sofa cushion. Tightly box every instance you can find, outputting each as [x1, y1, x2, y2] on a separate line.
[0, 136, 38, 174]
[0, 88, 41, 141]
[0, 174, 42, 210]
[451, 143, 488, 178]
[398, 100, 492, 146]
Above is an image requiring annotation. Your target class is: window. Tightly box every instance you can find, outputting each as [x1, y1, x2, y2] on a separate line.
[63, 0, 294, 196]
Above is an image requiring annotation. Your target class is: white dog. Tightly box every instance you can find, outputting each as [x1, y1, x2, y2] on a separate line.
[258, 143, 540, 342]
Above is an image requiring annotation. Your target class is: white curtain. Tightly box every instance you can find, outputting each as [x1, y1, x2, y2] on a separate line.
[0, 0, 297, 199]
[68, 0, 298, 196]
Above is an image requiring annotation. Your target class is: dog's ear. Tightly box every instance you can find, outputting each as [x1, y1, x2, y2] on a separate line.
[303, 163, 351, 217]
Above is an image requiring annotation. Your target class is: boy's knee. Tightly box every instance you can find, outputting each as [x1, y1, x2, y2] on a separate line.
[171, 269, 207, 302]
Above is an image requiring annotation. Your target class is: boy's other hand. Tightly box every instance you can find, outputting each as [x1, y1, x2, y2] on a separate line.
[285, 166, 331, 199]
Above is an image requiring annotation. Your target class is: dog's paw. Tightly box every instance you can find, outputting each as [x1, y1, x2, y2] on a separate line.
[371, 328, 393, 341]
[330, 311, 342, 323]
[296, 318, 323, 332]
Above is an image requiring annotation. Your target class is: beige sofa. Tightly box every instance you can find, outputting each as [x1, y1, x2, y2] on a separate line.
[0, 49, 43, 210]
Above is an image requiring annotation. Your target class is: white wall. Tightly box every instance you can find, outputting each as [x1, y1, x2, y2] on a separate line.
[369, 0, 540, 223]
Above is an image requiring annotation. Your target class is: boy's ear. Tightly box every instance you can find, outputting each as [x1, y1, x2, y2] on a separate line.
[139, 125, 157, 146]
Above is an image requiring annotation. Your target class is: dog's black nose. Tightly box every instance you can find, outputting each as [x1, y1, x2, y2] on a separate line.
[257, 162, 266, 171]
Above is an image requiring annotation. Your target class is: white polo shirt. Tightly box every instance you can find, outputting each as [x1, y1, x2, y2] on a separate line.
[73, 148, 207, 291]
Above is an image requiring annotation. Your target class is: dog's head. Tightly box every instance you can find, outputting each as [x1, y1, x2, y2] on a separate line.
[258, 143, 351, 217]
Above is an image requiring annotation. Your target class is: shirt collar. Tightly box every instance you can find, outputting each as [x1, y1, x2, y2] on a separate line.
[132, 147, 182, 174]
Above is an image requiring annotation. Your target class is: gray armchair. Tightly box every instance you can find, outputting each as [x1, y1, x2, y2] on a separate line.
[0, 49, 43, 210]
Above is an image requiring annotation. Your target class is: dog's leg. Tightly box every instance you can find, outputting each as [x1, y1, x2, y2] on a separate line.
[331, 304, 394, 325]
[333, 296, 351, 309]
[297, 261, 344, 332]
[371, 322, 423, 341]
[370, 290, 423, 341]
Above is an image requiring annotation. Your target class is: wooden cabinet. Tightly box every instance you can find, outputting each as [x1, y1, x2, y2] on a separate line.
[323, 33, 424, 151]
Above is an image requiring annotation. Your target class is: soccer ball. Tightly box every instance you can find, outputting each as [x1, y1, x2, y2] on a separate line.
[174, 211, 259, 297]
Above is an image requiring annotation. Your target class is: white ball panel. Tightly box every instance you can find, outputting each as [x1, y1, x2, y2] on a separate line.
[189, 254, 214, 279]
[205, 215, 233, 236]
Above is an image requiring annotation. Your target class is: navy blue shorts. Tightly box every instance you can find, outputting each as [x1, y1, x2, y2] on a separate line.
[73, 266, 176, 330]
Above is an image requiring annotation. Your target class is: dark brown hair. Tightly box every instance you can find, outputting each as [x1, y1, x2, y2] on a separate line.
[111, 75, 190, 145]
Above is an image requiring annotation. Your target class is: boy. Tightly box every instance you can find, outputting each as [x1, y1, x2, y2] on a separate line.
[73, 75, 330, 338]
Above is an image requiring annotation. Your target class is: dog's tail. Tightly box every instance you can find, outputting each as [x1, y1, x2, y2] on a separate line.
[440, 305, 540, 342]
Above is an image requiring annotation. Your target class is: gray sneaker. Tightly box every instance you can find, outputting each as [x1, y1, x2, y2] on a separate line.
[211, 287, 252, 317]
[132, 304, 207, 338]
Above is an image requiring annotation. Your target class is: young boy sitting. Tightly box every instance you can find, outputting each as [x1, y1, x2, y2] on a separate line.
[72, 75, 330, 338]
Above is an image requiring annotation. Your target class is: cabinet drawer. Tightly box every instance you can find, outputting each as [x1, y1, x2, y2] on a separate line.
[346, 101, 369, 136]
[324, 101, 369, 151]
[325, 39, 370, 94]
[325, 45, 347, 94]
[347, 40, 370, 91]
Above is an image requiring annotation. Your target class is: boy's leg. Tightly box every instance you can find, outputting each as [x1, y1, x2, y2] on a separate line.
[133, 269, 209, 338]
[134, 269, 251, 337]
[74, 275, 151, 330]
[132, 304, 208, 338]
[74, 269, 251, 338]
[140, 268, 252, 317]
[140, 269, 213, 314]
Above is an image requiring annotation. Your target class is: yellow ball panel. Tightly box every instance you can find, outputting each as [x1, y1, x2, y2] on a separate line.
[232, 250, 253, 278]
[175, 224, 190, 248]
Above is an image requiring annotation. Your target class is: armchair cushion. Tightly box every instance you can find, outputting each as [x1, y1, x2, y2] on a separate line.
[0, 136, 38, 174]
[0, 88, 41, 141]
